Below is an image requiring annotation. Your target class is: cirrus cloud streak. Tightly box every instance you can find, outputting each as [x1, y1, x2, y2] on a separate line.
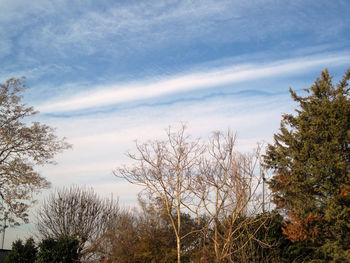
[38, 52, 350, 113]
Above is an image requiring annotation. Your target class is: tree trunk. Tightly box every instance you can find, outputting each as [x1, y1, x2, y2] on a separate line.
[177, 234, 181, 263]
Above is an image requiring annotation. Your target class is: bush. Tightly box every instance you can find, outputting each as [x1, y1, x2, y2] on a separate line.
[37, 236, 79, 263]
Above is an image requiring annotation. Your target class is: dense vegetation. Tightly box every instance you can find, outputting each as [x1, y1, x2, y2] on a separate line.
[5, 236, 79, 263]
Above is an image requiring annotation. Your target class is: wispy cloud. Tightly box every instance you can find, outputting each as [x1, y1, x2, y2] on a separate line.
[2, 0, 349, 61]
[38, 52, 350, 113]
[38, 1, 349, 54]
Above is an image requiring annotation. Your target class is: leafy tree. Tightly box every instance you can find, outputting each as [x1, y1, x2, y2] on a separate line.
[264, 69, 350, 261]
[99, 208, 140, 263]
[133, 197, 205, 263]
[0, 78, 71, 226]
[4, 238, 37, 263]
[100, 196, 205, 263]
[133, 197, 178, 263]
[37, 236, 79, 263]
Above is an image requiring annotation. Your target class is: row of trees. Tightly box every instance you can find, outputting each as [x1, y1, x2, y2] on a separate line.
[0, 68, 349, 262]
[7, 187, 291, 263]
[4, 236, 79, 263]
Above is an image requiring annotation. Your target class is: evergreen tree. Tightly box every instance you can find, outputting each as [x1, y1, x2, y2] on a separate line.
[4, 238, 37, 263]
[37, 236, 79, 263]
[264, 69, 350, 262]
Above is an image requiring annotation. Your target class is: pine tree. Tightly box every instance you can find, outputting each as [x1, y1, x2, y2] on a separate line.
[264, 69, 350, 262]
[4, 238, 37, 263]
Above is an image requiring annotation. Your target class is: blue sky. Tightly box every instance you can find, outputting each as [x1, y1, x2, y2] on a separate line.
[1, 0, 350, 247]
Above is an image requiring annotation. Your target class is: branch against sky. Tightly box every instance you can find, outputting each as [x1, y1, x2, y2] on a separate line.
[190, 130, 266, 262]
[36, 186, 120, 261]
[115, 124, 203, 263]
[115, 125, 270, 262]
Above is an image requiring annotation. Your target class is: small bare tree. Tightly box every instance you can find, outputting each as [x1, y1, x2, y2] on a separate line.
[36, 186, 120, 260]
[114, 124, 203, 263]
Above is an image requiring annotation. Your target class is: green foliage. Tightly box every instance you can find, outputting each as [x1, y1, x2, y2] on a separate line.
[264, 69, 350, 262]
[4, 238, 37, 263]
[243, 212, 290, 263]
[37, 236, 79, 263]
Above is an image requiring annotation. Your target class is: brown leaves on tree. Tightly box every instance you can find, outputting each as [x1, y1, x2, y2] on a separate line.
[282, 212, 321, 243]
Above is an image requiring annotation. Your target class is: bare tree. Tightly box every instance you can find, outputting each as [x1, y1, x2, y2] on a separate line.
[0, 78, 71, 226]
[114, 124, 203, 263]
[183, 131, 262, 262]
[36, 186, 120, 260]
[194, 130, 266, 262]
[115, 126, 270, 263]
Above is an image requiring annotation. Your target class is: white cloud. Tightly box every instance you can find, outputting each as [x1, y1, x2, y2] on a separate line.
[38, 52, 350, 113]
[37, 89, 292, 191]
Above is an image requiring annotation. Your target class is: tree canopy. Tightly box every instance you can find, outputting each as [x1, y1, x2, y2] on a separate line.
[0, 78, 71, 226]
[264, 69, 350, 261]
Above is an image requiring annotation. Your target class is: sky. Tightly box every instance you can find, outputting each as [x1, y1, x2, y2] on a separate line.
[1, 0, 349, 248]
